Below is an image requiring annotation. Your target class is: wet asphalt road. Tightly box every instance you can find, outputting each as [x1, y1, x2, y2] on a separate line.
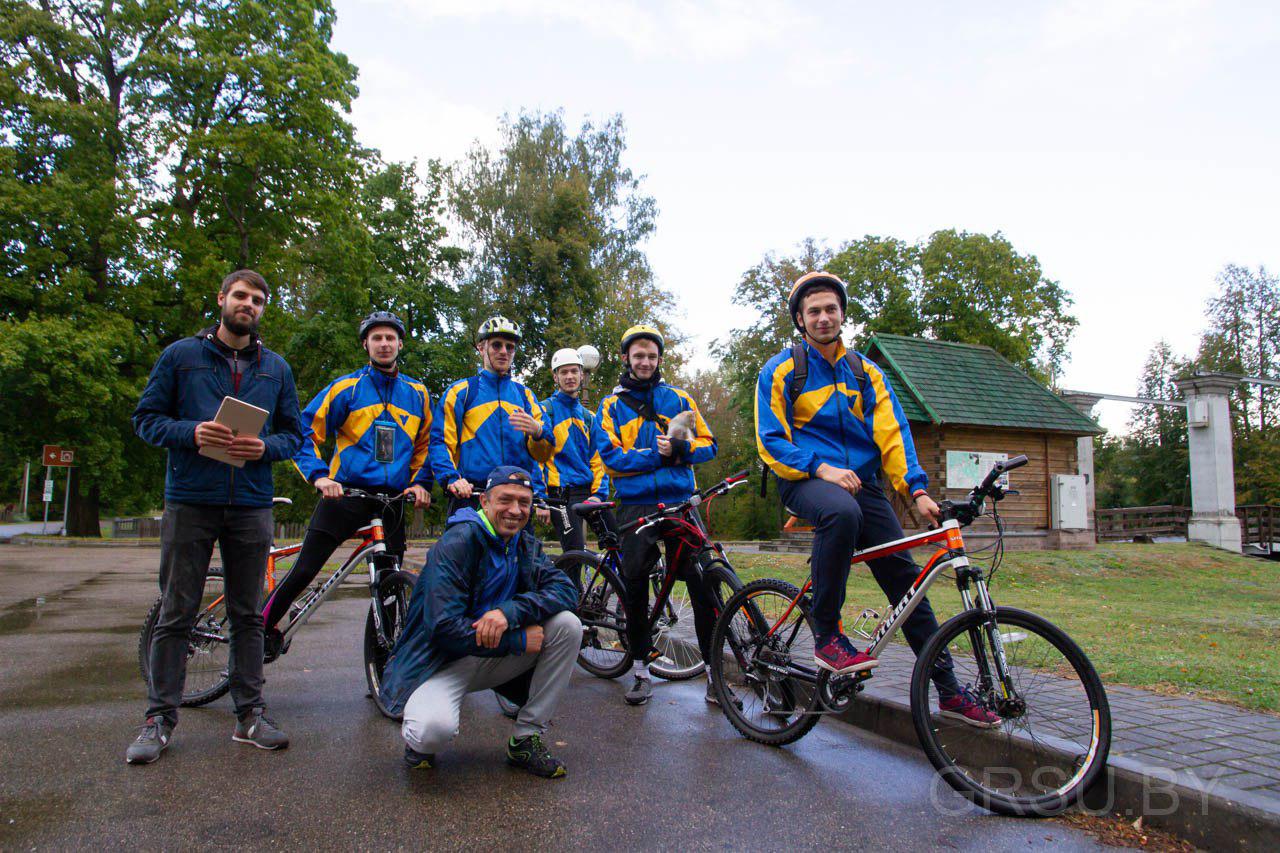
[0, 545, 1117, 851]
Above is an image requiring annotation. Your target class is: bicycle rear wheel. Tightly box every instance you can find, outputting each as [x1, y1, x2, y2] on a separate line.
[559, 551, 629, 679]
[364, 569, 417, 719]
[911, 606, 1111, 817]
[137, 568, 231, 707]
[709, 578, 822, 746]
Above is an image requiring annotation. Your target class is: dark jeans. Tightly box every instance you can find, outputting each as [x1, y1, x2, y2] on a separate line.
[146, 502, 273, 725]
[616, 504, 718, 666]
[262, 490, 408, 630]
[777, 477, 960, 697]
[548, 484, 616, 554]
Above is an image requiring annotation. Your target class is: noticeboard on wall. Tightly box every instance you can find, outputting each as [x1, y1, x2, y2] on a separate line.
[945, 450, 1010, 491]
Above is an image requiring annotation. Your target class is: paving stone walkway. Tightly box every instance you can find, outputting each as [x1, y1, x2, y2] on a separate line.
[861, 642, 1280, 803]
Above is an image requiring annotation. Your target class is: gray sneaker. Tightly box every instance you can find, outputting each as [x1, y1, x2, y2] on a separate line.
[232, 710, 289, 750]
[126, 716, 173, 765]
[624, 675, 652, 706]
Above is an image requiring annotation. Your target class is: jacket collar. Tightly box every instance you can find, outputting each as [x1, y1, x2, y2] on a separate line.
[199, 324, 262, 356]
[553, 389, 580, 408]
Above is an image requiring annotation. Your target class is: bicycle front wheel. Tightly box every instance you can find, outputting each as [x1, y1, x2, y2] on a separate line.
[911, 606, 1111, 817]
[364, 569, 417, 720]
[560, 551, 629, 679]
[137, 568, 231, 707]
[709, 578, 822, 746]
[651, 557, 744, 681]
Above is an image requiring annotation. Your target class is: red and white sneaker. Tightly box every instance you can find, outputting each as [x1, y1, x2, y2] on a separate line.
[938, 689, 1003, 728]
[814, 633, 880, 675]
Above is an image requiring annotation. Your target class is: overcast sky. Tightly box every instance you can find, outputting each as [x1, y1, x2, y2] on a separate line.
[330, 0, 1279, 433]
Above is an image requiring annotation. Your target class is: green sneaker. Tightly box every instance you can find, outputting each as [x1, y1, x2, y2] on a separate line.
[505, 734, 567, 779]
[404, 746, 434, 770]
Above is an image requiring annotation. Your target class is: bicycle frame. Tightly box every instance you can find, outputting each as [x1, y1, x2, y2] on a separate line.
[768, 518, 983, 659]
[195, 517, 391, 646]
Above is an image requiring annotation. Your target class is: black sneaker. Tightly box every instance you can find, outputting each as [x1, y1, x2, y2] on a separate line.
[232, 709, 289, 750]
[263, 629, 284, 663]
[624, 675, 652, 706]
[125, 716, 173, 765]
[505, 734, 566, 779]
[404, 745, 434, 770]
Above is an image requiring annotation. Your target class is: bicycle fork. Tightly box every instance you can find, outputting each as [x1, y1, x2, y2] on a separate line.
[958, 573, 1019, 714]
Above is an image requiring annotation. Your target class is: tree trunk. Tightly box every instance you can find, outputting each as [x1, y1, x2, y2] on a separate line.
[64, 468, 102, 537]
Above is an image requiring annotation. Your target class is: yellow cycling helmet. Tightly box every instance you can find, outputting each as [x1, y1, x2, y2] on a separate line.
[620, 324, 664, 355]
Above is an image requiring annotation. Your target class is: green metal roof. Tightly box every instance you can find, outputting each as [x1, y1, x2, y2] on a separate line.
[864, 333, 1103, 435]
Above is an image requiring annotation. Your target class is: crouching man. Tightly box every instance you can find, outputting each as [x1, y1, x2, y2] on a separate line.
[377, 466, 582, 778]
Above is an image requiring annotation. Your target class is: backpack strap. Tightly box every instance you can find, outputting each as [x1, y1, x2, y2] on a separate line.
[615, 389, 666, 429]
[788, 341, 867, 405]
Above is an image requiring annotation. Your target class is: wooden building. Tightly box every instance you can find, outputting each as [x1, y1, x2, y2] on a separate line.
[864, 334, 1103, 550]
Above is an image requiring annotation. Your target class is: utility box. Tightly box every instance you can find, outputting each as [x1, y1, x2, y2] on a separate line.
[1051, 474, 1088, 530]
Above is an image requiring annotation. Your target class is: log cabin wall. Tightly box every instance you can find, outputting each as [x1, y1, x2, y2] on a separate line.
[894, 424, 1086, 549]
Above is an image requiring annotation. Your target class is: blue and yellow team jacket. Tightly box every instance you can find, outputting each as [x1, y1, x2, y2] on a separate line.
[429, 369, 554, 497]
[539, 391, 610, 499]
[592, 382, 716, 505]
[755, 341, 927, 499]
[293, 366, 433, 490]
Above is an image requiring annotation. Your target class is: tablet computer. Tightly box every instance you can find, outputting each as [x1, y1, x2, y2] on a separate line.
[198, 396, 270, 468]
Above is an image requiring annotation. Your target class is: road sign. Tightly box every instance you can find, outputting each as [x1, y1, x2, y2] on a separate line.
[43, 478, 54, 502]
[43, 445, 75, 467]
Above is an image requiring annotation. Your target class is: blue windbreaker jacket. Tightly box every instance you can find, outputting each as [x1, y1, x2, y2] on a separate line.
[592, 380, 716, 505]
[132, 328, 302, 508]
[292, 365, 433, 490]
[377, 507, 578, 715]
[429, 369, 554, 498]
[754, 341, 927, 499]
[539, 390, 609, 498]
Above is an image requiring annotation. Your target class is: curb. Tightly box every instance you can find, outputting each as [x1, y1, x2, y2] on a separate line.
[835, 683, 1280, 850]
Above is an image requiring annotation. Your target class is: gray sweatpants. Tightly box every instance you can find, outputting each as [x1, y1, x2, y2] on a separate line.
[402, 611, 582, 753]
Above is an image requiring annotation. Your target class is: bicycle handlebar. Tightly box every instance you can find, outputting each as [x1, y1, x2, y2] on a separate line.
[628, 470, 750, 536]
[939, 454, 1028, 528]
[341, 488, 414, 503]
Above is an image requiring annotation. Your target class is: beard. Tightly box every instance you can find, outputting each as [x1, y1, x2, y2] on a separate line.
[222, 306, 260, 336]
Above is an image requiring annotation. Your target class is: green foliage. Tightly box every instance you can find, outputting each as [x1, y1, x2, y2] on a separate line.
[1093, 341, 1190, 509]
[450, 111, 674, 399]
[0, 314, 161, 519]
[0, 1, 462, 531]
[828, 229, 1076, 381]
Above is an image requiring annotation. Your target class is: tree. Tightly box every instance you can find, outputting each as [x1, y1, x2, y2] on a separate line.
[0, 0, 369, 532]
[827, 229, 1076, 381]
[1197, 264, 1280, 503]
[450, 111, 667, 397]
[1125, 341, 1190, 506]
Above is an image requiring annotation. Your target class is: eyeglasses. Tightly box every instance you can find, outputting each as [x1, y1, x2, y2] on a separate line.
[488, 340, 516, 353]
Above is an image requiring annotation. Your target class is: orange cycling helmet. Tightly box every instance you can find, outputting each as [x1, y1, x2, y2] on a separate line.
[787, 272, 848, 332]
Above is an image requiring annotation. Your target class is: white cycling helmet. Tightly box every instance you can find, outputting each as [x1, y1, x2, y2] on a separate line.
[551, 348, 583, 372]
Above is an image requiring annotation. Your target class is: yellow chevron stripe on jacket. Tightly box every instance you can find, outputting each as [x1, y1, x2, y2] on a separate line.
[753, 342, 928, 498]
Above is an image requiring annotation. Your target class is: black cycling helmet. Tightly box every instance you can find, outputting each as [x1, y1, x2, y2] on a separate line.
[787, 272, 848, 332]
[359, 310, 406, 342]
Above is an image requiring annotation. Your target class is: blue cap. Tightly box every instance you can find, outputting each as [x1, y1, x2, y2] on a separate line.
[484, 466, 534, 493]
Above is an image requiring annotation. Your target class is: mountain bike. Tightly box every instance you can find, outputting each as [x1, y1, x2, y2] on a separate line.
[708, 456, 1111, 817]
[137, 489, 417, 719]
[555, 472, 752, 680]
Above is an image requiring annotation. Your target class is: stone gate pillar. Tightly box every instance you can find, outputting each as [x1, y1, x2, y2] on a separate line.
[1173, 373, 1242, 553]
[1060, 392, 1101, 533]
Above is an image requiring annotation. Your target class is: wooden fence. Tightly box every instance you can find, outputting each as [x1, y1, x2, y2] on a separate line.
[1094, 505, 1191, 541]
[1237, 505, 1279, 553]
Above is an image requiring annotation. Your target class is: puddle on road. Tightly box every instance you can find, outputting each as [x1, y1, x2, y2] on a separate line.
[0, 575, 130, 636]
[0, 648, 141, 710]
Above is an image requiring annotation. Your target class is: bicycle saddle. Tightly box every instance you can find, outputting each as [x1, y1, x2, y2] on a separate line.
[571, 500, 615, 516]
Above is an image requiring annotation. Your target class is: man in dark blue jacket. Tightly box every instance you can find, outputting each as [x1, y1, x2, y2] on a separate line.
[379, 466, 581, 778]
[126, 270, 303, 765]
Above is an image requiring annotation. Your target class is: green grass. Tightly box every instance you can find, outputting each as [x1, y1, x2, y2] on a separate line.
[728, 543, 1280, 714]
